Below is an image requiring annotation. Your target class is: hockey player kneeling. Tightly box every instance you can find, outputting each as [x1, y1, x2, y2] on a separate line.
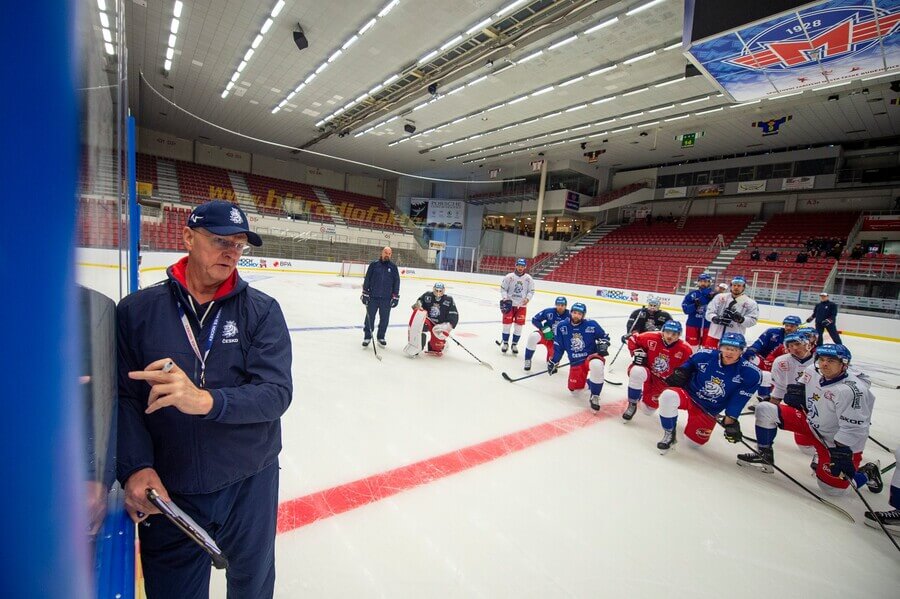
[655, 333, 761, 454]
[522, 296, 569, 371]
[623, 320, 693, 421]
[548, 303, 610, 412]
[405, 282, 459, 357]
[737, 344, 883, 497]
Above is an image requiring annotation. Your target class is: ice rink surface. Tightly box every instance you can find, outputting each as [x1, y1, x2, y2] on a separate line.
[152, 268, 900, 598]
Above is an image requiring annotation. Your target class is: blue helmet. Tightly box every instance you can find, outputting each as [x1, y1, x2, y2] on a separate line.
[797, 327, 818, 341]
[719, 332, 747, 349]
[555, 296, 567, 306]
[698, 273, 712, 281]
[731, 276, 747, 286]
[783, 332, 806, 345]
[662, 320, 683, 335]
[783, 315, 802, 327]
[516, 258, 527, 267]
[570, 302, 587, 314]
[433, 282, 445, 292]
[647, 297, 661, 307]
[816, 343, 851, 364]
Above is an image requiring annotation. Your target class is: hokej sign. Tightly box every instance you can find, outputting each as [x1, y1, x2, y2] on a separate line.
[686, 0, 900, 102]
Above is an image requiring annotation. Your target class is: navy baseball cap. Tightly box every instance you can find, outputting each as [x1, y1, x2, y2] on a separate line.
[188, 201, 262, 246]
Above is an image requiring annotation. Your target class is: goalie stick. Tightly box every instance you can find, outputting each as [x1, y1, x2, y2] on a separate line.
[450, 336, 493, 370]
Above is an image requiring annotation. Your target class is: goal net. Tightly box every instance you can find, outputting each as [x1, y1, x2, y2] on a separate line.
[339, 260, 368, 278]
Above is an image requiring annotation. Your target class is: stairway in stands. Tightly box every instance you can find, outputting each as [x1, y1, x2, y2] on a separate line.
[155, 160, 182, 202]
[311, 188, 347, 226]
[531, 223, 619, 280]
[705, 220, 765, 283]
[227, 172, 255, 209]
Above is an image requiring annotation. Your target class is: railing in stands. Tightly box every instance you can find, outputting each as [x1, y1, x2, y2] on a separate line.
[836, 260, 900, 280]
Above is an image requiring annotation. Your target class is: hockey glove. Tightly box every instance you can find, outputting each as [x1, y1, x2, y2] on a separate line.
[711, 315, 732, 327]
[541, 326, 553, 341]
[390, 296, 399, 308]
[806, 316, 814, 323]
[783, 383, 806, 412]
[665, 367, 691, 388]
[361, 293, 369, 305]
[723, 308, 744, 324]
[412, 301, 423, 310]
[694, 298, 702, 309]
[547, 361, 559, 376]
[632, 348, 648, 367]
[500, 299, 513, 314]
[433, 323, 452, 340]
[827, 444, 856, 480]
[596, 341, 610, 357]
[722, 419, 742, 444]
[620, 335, 630, 344]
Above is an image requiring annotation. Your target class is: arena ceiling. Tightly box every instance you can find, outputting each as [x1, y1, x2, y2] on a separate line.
[122, 0, 900, 181]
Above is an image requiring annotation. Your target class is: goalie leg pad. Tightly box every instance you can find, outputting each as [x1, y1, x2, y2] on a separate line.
[405, 309, 429, 357]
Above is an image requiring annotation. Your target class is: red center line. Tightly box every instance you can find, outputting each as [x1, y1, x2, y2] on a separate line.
[276, 403, 624, 534]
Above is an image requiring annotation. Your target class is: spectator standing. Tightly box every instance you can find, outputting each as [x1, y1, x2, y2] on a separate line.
[806, 291, 842, 345]
[361, 246, 401, 347]
[117, 200, 293, 599]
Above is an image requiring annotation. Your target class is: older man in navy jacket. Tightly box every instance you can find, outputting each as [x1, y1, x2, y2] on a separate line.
[117, 200, 292, 599]
[361, 246, 401, 346]
[806, 291, 842, 345]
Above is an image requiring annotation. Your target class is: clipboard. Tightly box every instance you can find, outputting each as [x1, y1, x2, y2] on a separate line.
[146, 488, 229, 569]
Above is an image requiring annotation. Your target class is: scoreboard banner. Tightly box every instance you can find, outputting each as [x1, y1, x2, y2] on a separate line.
[425, 199, 465, 229]
[685, 0, 900, 102]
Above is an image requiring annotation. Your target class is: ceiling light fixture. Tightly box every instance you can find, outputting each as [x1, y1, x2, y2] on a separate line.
[466, 17, 494, 35]
[496, 0, 528, 18]
[649, 104, 676, 112]
[548, 35, 578, 50]
[559, 76, 584, 87]
[441, 34, 463, 50]
[565, 104, 588, 112]
[679, 96, 709, 105]
[227, 1, 289, 99]
[585, 17, 619, 34]
[532, 85, 554, 96]
[518, 50, 543, 64]
[611, 126, 633, 133]
[622, 87, 648, 96]
[664, 114, 690, 121]
[654, 76, 685, 87]
[378, 0, 399, 18]
[588, 65, 617, 77]
[626, 0, 666, 16]
[418, 49, 438, 64]
[623, 50, 656, 64]
[695, 107, 724, 115]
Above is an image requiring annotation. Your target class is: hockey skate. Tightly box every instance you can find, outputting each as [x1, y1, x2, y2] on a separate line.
[736, 447, 774, 473]
[377, 338, 387, 347]
[622, 401, 638, 421]
[864, 509, 900, 535]
[523, 359, 532, 371]
[657, 428, 677, 454]
[511, 342, 518, 355]
[362, 338, 371, 347]
[501, 341, 509, 353]
[859, 462, 883, 494]
[589, 394, 600, 412]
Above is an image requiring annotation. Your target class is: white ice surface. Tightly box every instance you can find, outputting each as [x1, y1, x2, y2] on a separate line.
[188, 271, 899, 598]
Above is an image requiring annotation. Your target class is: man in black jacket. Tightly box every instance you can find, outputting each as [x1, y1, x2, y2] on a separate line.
[361, 246, 401, 347]
[806, 292, 842, 345]
[622, 298, 672, 342]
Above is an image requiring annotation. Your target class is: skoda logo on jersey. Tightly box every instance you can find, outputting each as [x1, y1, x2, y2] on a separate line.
[725, 6, 900, 72]
[570, 332, 586, 353]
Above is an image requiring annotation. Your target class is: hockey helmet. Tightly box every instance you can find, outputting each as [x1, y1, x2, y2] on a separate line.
[731, 276, 747, 286]
[433, 282, 445, 293]
[555, 296, 568, 306]
[797, 326, 817, 339]
[570, 302, 587, 315]
[719, 332, 747, 350]
[815, 343, 851, 364]
[697, 273, 712, 282]
[647, 297, 661, 308]
[783, 332, 806, 346]
[516, 258, 527, 267]
[783, 315, 802, 327]
[661, 320, 683, 335]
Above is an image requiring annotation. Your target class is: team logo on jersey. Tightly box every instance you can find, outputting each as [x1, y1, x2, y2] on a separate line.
[675, 352, 684, 359]
[513, 282, 523, 295]
[648, 341, 658, 351]
[732, 375, 743, 384]
[702, 376, 726, 399]
[724, 7, 900, 73]
[222, 320, 239, 343]
[429, 305, 441, 319]
[651, 355, 670, 374]
[698, 363, 708, 373]
[824, 391, 834, 400]
[846, 381, 863, 409]
[811, 392, 821, 402]
[570, 332, 586, 353]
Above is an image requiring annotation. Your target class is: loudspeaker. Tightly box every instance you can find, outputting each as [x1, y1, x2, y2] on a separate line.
[293, 26, 309, 52]
[404, 123, 416, 134]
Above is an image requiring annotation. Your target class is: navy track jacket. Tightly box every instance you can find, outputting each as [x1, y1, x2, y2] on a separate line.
[363, 259, 400, 299]
[116, 258, 293, 494]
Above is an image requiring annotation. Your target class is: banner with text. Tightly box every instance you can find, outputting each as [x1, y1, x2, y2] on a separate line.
[782, 176, 815, 190]
[423, 199, 465, 229]
[737, 180, 767, 194]
[663, 187, 687, 198]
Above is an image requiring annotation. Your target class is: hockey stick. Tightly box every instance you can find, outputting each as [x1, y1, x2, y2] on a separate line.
[882, 462, 896, 475]
[604, 311, 645, 386]
[501, 362, 570, 383]
[363, 310, 383, 361]
[804, 427, 900, 552]
[450, 337, 493, 370]
[868, 435, 894, 455]
[685, 395, 855, 522]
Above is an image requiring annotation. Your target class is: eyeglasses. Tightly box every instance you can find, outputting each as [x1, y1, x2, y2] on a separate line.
[194, 229, 250, 254]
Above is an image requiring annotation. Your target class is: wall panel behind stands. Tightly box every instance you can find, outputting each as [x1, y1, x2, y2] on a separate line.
[305, 165, 344, 190]
[137, 127, 192, 161]
[252, 154, 306, 183]
[347, 174, 384, 198]
[195, 142, 251, 172]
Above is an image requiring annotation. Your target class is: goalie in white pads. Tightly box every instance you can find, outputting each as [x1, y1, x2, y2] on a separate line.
[499, 258, 535, 354]
[703, 276, 759, 349]
[405, 282, 459, 357]
[737, 344, 883, 497]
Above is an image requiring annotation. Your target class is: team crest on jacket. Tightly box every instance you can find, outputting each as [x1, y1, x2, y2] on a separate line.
[702, 376, 726, 399]
[223, 321, 238, 338]
[229, 207, 243, 224]
[570, 332, 585, 353]
[651, 355, 669, 374]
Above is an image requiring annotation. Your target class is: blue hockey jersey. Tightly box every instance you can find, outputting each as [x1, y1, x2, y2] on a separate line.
[552, 318, 610, 365]
[681, 287, 714, 327]
[679, 349, 761, 419]
[745, 326, 786, 359]
[531, 306, 570, 334]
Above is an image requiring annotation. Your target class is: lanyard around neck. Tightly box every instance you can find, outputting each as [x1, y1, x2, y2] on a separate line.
[176, 300, 223, 388]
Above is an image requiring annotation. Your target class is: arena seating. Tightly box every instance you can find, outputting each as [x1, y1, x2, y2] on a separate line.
[319, 188, 403, 232]
[243, 172, 332, 221]
[174, 160, 236, 204]
[136, 153, 157, 189]
[479, 253, 552, 273]
[583, 181, 650, 208]
[722, 212, 859, 291]
[542, 216, 751, 292]
[77, 198, 120, 247]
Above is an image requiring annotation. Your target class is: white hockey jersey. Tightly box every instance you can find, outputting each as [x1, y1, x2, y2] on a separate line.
[798, 365, 875, 453]
[770, 352, 814, 399]
[705, 292, 759, 340]
[500, 272, 535, 307]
